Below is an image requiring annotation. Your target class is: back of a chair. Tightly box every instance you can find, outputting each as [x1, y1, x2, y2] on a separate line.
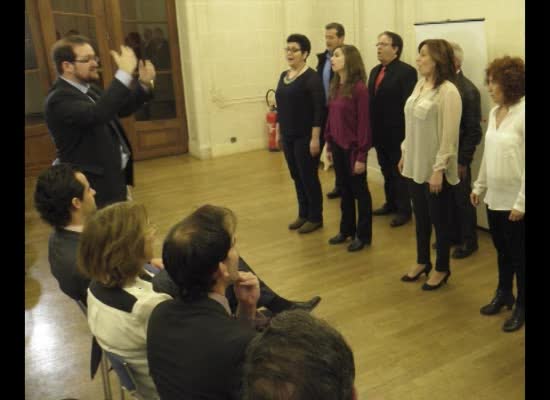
[103, 350, 138, 395]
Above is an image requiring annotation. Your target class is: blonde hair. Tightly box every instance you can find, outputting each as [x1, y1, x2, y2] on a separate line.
[78, 202, 152, 288]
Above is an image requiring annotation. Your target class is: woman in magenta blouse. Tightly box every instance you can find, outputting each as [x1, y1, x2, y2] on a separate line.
[324, 45, 373, 252]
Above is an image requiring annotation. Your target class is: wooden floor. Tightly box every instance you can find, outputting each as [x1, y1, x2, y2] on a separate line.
[25, 150, 525, 400]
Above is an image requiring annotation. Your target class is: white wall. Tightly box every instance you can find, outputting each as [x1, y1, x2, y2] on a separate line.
[174, 0, 524, 168]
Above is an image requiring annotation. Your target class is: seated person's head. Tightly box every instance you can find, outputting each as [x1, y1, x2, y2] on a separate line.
[78, 202, 155, 288]
[242, 310, 357, 400]
[34, 163, 97, 229]
[162, 204, 239, 301]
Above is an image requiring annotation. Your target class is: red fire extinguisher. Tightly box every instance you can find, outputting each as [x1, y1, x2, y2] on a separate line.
[265, 89, 280, 151]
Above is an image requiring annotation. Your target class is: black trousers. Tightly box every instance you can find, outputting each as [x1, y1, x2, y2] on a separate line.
[449, 165, 478, 246]
[320, 111, 342, 190]
[332, 143, 372, 242]
[375, 144, 411, 216]
[487, 208, 525, 307]
[408, 178, 453, 272]
[282, 135, 323, 223]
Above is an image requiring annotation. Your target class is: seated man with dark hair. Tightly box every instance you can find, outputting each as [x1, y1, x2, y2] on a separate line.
[147, 205, 262, 400]
[242, 310, 357, 400]
[33, 163, 321, 314]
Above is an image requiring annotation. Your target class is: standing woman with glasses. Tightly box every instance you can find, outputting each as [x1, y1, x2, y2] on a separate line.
[78, 202, 171, 400]
[471, 56, 525, 332]
[399, 39, 462, 290]
[325, 45, 373, 252]
[275, 34, 325, 234]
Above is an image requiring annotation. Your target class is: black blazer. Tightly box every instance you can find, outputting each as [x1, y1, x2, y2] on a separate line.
[45, 77, 151, 207]
[147, 297, 257, 400]
[454, 71, 482, 166]
[367, 59, 417, 148]
[316, 51, 334, 84]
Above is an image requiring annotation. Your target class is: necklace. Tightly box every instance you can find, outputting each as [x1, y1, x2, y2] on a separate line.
[284, 64, 308, 84]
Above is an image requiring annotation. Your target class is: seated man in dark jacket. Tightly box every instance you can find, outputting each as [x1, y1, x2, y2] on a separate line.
[34, 163, 319, 313]
[147, 205, 262, 399]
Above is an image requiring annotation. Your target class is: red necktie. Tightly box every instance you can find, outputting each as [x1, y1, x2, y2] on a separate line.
[374, 66, 386, 93]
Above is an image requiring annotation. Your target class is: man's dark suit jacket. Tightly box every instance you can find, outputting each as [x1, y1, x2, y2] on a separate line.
[147, 297, 257, 400]
[316, 50, 334, 86]
[367, 59, 417, 148]
[45, 77, 151, 207]
[454, 71, 482, 166]
[48, 228, 89, 305]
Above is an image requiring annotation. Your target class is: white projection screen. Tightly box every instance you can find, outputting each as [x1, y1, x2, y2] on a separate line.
[414, 19, 490, 229]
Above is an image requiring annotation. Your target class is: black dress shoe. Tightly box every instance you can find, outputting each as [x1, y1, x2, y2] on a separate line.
[297, 221, 323, 234]
[390, 214, 411, 227]
[372, 204, 396, 216]
[328, 233, 350, 245]
[288, 217, 307, 230]
[421, 271, 451, 291]
[452, 243, 479, 259]
[480, 291, 515, 315]
[502, 306, 524, 332]
[288, 296, 322, 312]
[347, 238, 366, 252]
[326, 187, 341, 199]
[401, 263, 432, 282]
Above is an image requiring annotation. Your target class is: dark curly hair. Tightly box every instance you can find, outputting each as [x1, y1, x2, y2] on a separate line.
[286, 33, 311, 60]
[34, 163, 84, 229]
[485, 56, 525, 105]
[162, 205, 236, 302]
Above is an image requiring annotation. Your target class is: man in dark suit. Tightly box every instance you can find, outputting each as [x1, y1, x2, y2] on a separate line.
[316, 22, 345, 199]
[45, 35, 156, 208]
[448, 42, 482, 258]
[368, 31, 417, 227]
[33, 163, 321, 313]
[147, 205, 262, 400]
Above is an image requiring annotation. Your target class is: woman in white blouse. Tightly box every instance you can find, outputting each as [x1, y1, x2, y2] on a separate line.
[471, 56, 525, 332]
[78, 202, 171, 399]
[398, 39, 461, 290]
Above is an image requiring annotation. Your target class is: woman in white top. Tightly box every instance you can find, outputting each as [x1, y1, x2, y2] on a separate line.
[471, 56, 525, 332]
[78, 202, 171, 400]
[399, 39, 462, 290]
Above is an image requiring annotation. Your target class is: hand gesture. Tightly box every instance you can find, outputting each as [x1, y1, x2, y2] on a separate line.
[470, 192, 479, 207]
[429, 170, 443, 194]
[110, 45, 137, 75]
[509, 208, 525, 222]
[138, 60, 156, 86]
[149, 257, 164, 270]
[353, 161, 366, 175]
[233, 272, 260, 308]
[310, 137, 320, 157]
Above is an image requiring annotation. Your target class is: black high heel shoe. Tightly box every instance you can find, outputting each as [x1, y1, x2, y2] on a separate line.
[421, 271, 451, 291]
[480, 291, 515, 315]
[401, 263, 432, 282]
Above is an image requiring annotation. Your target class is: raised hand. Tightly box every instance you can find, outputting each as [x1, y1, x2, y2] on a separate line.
[110, 45, 137, 75]
[138, 60, 156, 87]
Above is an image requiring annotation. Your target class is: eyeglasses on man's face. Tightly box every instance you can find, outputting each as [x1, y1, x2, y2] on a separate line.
[73, 56, 100, 63]
[284, 47, 302, 53]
